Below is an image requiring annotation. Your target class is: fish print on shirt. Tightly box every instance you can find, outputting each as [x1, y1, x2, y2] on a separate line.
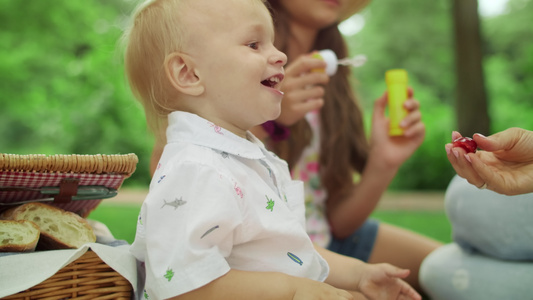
[234, 183, 244, 198]
[161, 197, 187, 209]
[287, 252, 303, 266]
[227, 176, 244, 199]
[201, 225, 220, 239]
[208, 122, 223, 135]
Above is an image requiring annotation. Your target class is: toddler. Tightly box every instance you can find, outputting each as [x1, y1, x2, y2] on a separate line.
[123, 0, 421, 299]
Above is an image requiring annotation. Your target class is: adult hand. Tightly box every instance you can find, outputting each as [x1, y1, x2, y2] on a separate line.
[276, 53, 330, 126]
[368, 88, 426, 169]
[446, 127, 533, 195]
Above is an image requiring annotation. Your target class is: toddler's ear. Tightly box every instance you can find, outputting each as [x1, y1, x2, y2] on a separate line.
[165, 52, 204, 96]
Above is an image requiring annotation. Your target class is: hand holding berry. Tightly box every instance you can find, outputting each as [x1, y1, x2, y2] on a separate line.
[446, 128, 533, 195]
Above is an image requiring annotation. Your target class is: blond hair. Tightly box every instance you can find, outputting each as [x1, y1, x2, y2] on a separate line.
[122, 0, 187, 135]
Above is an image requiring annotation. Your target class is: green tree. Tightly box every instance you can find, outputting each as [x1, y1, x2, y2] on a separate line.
[344, 0, 533, 190]
[345, 0, 457, 189]
[1, 0, 532, 190]
[482, 0, 533, 133]
[0, 0, 152, 185]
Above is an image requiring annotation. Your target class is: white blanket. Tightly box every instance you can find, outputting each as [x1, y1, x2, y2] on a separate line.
[0, 242, 138, 299]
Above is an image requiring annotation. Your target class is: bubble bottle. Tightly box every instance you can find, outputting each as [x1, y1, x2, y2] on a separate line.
[385, 69, 408, 136]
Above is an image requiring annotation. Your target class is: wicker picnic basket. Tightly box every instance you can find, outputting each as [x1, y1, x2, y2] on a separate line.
[0, 153, 138, 216]
[1, 250, 132, 300]
[0, 153, 138, 299]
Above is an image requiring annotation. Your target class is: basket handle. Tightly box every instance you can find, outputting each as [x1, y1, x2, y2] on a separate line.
[53, 178, 80, 203]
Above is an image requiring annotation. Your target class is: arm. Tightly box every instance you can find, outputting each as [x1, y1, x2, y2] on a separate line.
[446, 127, 533, 195]
[315, 245, 421, 300]
[169, 269, 353, 300]
[327, 90, 425, 237]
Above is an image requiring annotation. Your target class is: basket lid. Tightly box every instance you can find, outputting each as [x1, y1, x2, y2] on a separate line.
[0, 153, 138, 216]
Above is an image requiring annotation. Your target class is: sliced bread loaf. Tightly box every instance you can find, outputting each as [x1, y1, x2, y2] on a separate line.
[1, 203, 96, 250]
[0, 219, 40, 252]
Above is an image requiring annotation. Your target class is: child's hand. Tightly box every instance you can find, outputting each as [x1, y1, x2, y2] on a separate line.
[357, 263, 421, 300]
[291, 276, 354, 300]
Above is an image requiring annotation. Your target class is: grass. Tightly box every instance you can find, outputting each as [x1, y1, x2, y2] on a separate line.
[88, 203, 452, 244]
[371, 210, 452, 243]
[88, 203, 140, 244]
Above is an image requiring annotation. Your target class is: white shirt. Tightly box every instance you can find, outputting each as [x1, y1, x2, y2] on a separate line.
[130, 111, 329, 299]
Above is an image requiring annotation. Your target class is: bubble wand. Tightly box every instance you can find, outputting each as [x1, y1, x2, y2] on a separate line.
[311, 49, 367, 76]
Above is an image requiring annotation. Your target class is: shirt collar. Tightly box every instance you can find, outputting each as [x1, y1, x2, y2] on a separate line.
[166, 111, 266, 159]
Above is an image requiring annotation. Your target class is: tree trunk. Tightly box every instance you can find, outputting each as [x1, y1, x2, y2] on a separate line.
[452, 0, 490, 137]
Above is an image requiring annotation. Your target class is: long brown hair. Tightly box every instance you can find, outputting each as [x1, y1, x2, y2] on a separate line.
[267, 1, 369, 200]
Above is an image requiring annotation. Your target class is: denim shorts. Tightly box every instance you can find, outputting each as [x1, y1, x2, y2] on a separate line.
[327, 219, 379, 262]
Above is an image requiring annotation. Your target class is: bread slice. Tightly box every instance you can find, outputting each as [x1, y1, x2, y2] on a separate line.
[1, 203, 96, 250]
[0, 219, 40, 252]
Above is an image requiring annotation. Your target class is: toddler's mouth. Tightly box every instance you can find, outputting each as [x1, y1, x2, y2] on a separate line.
[261, 74, 283, 88]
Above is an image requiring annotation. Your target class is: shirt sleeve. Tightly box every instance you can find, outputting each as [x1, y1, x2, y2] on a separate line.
[140, 160, 243, 299]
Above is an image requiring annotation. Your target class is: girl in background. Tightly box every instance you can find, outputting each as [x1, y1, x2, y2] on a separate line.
[256, 0, 441, 292]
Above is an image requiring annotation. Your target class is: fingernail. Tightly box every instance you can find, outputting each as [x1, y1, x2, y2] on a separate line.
[474, 133, 486, 139]
[453, 149, 459, 158]
[445, 145, 451, 155]
[452, 131, 460, 140]
[464, 154, 472, 163]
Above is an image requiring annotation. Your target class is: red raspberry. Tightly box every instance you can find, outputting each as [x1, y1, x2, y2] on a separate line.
[452, 137, 477, 153]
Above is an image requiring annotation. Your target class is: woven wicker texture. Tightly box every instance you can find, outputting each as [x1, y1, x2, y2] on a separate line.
[1, 250, 132, 300]
[0, 153, 139, 216]
[0, 154, 138, 177]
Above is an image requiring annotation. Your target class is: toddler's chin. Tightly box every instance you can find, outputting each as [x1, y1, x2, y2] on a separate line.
[270, 110, 282, 121]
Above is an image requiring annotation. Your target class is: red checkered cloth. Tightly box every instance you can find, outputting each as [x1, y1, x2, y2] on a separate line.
[0, 171, 126, 216]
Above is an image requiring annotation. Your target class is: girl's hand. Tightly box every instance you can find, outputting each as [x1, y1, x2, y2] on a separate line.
[276, 53, 330, 126]
[358, 264, 422, 300]
[369, 88, 425, 169]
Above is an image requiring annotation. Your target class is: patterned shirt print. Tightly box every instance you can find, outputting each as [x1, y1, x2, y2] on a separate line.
[129, 112, 329, 299]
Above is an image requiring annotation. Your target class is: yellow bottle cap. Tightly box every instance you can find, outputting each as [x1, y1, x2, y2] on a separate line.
[311, 49, 338, 76]
[386, 69, 408, 85]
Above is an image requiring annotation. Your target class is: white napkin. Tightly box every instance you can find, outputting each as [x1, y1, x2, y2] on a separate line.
[0, 242, 138, 299]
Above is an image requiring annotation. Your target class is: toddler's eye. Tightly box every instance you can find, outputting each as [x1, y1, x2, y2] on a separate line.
[247, 42, 259, 50]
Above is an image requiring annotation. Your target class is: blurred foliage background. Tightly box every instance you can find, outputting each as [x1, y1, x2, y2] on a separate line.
[1, 0, 532, 190]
